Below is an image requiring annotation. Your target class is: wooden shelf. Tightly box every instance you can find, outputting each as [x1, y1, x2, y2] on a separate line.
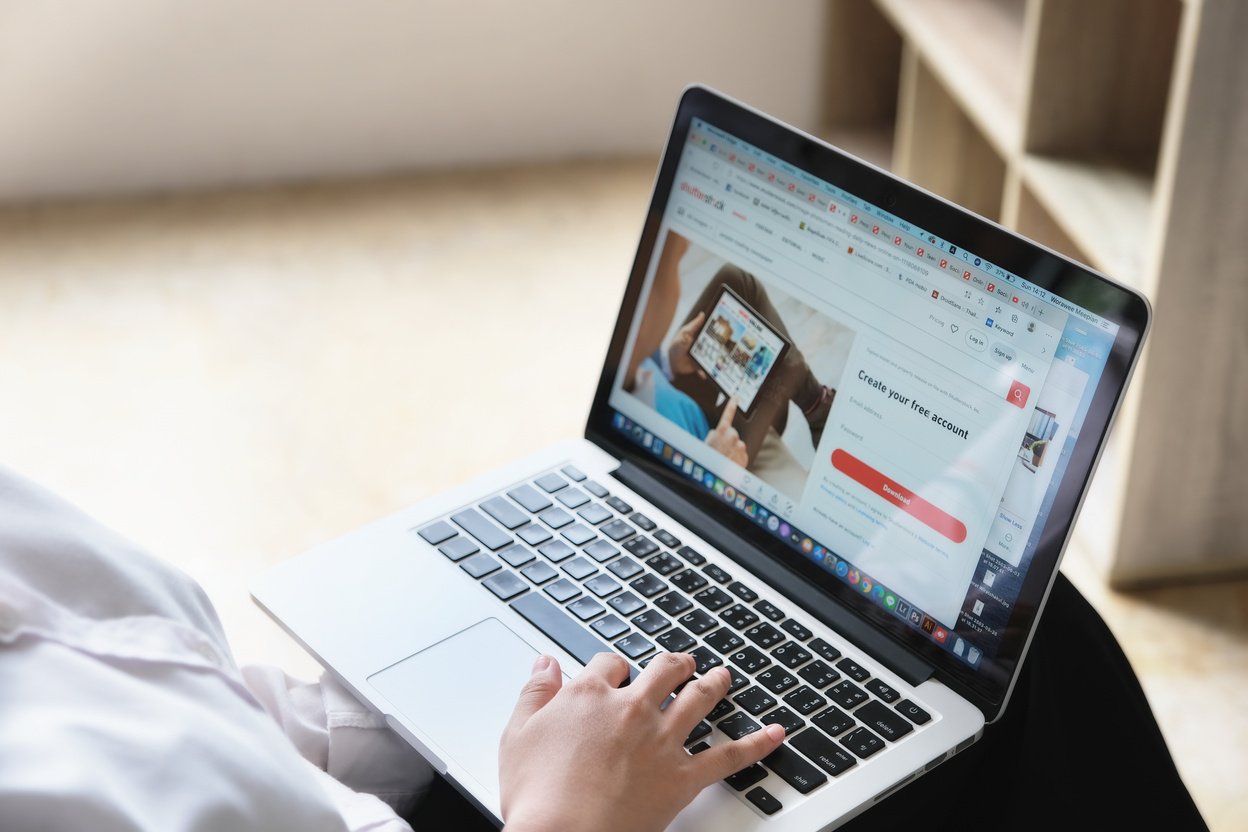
[820, 122, 895, 172]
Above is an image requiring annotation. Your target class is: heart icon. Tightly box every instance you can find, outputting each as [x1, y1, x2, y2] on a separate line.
[951, 324, 959, 333]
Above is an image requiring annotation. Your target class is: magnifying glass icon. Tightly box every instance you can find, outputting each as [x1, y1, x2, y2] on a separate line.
[1006, 380, 1030, 408]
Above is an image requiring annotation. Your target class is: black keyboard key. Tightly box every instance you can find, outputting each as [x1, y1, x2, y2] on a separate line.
[895, 699, 931, 725]
[630, 512, 657, 531]
[744, 623, 785, 650]
[460, 553, 501, 579]
[623, 536, 659, 558]
[543, 578, 581, 603]
[693, 586, 733, 611]
[762, 744, 827, 794]
[757, 668, 798, 695]
[605, 495, 633, 514]
[671, 569, 709, 593]
[653, 529, 681, 548]
[577, 503, 612, 525]
[733, 686, 778, 717]
[727, 581, 758, 602]
[809, 637, 842, 662]
[481, 496, 529, 530]
[782, 685, 827, 716]
[520, 561, 558, 584]
[607, 557, 643, 580]
[654, 591, 693, 616]
[690, 646, 723, 674]
[717, 711, 762, 741]
[798, 660, 840, 689]
[724, 763, 767, 791]
[438, 536, 479, 561]
[707, 698, 735, 722]
[451, 509, 512, 551]
[539, 540, 575, 563]
[780, 619, 813, 642]
[583, 480, 609, 498]
[729, 646, 771, 674]
[607, 591, 646, 616]
[500, 546, 536, 568]
[760, 705, 805, 736]
[685, 720, 712, 745]
[656, 627, 697, 653]
[754, 599, 785, 621]
[687, 740, 710, 755]
[704, 628, 744, 654]
[535, 473, 568, 493]
[812, 707, 855, 738]
[676, 545, 706, 566]
[584, 540, 619, 562]
[568, 597, 606, 621]
[629, 574, 668, 598]
[591, 614, 629, 640]
[584, 574, 622, 598]
[841, 726, 885, 760]
[557, 488, 590, 509]
[561, 523, 596, 546]
[510, 592, 610, 669]
[828, 680, 869, 710]
[561, 556, 598, 581]
[630, 610, 670, 635]
[855, 701, 914, 742]
[417, 520, 456, 545]
[866, 678, 901, 703]
[600, 519, 636, 541]
[726, 666, 750, 692]
[791, 728, 857, 776]
[539, 507, 574, 529]
[745, 786, 782, 816]
[615, 633, 654, 660]
[517, 524, 553, 546]
[720, 604, 760, 630]
[507, 484, 552, 513]
[702, 563, 732, 583]
[836, 657, 871, 683]
[677, 608, 719, 635]
[645, 552, 683, 575]
[772, 641, 812, 668]
[482, 570, 527, 601]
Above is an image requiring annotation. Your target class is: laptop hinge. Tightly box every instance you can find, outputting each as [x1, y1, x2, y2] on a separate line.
[612, 460, 935, 688]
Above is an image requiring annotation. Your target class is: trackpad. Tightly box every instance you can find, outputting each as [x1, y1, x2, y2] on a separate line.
[368, 618, 541, 799]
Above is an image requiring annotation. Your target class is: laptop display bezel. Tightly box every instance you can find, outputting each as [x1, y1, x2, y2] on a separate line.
[584, 84, 1150, 721]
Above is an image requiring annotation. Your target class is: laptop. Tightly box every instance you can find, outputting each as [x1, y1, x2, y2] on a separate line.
[251, 84, 1150, 830]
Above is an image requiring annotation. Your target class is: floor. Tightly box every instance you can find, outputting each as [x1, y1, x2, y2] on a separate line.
[1, 158, 1243, 830]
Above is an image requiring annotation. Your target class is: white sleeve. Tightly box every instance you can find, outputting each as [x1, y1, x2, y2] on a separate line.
[241, 664, 436, 825]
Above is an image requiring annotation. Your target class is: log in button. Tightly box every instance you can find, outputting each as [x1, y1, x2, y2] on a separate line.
[831, 449, 967, 544]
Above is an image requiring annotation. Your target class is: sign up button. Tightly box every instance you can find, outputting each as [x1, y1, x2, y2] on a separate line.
[831, 449, 968, 544]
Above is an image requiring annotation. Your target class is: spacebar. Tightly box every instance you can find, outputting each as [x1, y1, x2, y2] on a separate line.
[510, 593, 622, 673]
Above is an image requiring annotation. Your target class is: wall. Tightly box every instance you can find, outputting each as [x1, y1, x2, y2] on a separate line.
[0, 1, 828, 201]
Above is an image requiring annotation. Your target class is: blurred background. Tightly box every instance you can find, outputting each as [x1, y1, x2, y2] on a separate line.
[0, 1, 1244, 828]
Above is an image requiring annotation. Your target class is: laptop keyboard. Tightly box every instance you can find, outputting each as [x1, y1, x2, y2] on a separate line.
[417, 464, 935, 818]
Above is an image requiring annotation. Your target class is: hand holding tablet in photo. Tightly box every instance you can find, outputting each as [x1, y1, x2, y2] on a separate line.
[705, 396, 747, 466]
[669, 310, 709, 379]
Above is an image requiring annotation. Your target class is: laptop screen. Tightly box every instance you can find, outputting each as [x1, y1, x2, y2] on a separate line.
[590, 88, 1147, 714]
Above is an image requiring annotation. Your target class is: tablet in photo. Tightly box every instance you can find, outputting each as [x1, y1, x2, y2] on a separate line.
[689, 286, 789, 413]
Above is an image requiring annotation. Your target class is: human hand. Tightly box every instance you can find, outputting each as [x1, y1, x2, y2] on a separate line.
[499, 651, 785, 832]
[705, 397, 748, 467]
[667, 311, 707, 378]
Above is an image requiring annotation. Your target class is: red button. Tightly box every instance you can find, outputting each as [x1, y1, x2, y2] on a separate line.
[1006, 380, 1030, 409]
[831, 449, 968, 544]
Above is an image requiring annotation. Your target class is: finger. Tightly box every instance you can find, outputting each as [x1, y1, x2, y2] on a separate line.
[665, 665, 731, 733]
[629, 651, 696, 707]
[695, 723, 787, 783]
[579, 650, 632, 690]
[717, 397, 739, 431]
[505, 655, 563, 733]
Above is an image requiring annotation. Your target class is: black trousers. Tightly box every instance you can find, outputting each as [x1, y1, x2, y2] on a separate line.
[409, 573, 1208, 831]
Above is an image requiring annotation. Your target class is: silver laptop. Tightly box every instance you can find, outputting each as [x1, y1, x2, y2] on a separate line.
[252, 84, 1150, 830]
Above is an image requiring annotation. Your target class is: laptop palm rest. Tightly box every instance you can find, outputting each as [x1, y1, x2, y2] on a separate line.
[368, 617, 541, 799]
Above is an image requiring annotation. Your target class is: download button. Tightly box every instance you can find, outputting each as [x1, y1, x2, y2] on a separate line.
[831, 449, 968, 544]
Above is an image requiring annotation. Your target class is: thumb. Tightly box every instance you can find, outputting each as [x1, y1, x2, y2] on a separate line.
[697, 724, 786, 784]
[507, 655, 562, 729]
[717, 396, 739, 431]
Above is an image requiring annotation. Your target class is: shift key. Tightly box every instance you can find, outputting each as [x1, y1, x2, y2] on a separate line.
[762, 744, 828, 794]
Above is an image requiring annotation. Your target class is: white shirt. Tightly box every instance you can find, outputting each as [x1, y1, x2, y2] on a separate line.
[0, 465, 434, 831]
